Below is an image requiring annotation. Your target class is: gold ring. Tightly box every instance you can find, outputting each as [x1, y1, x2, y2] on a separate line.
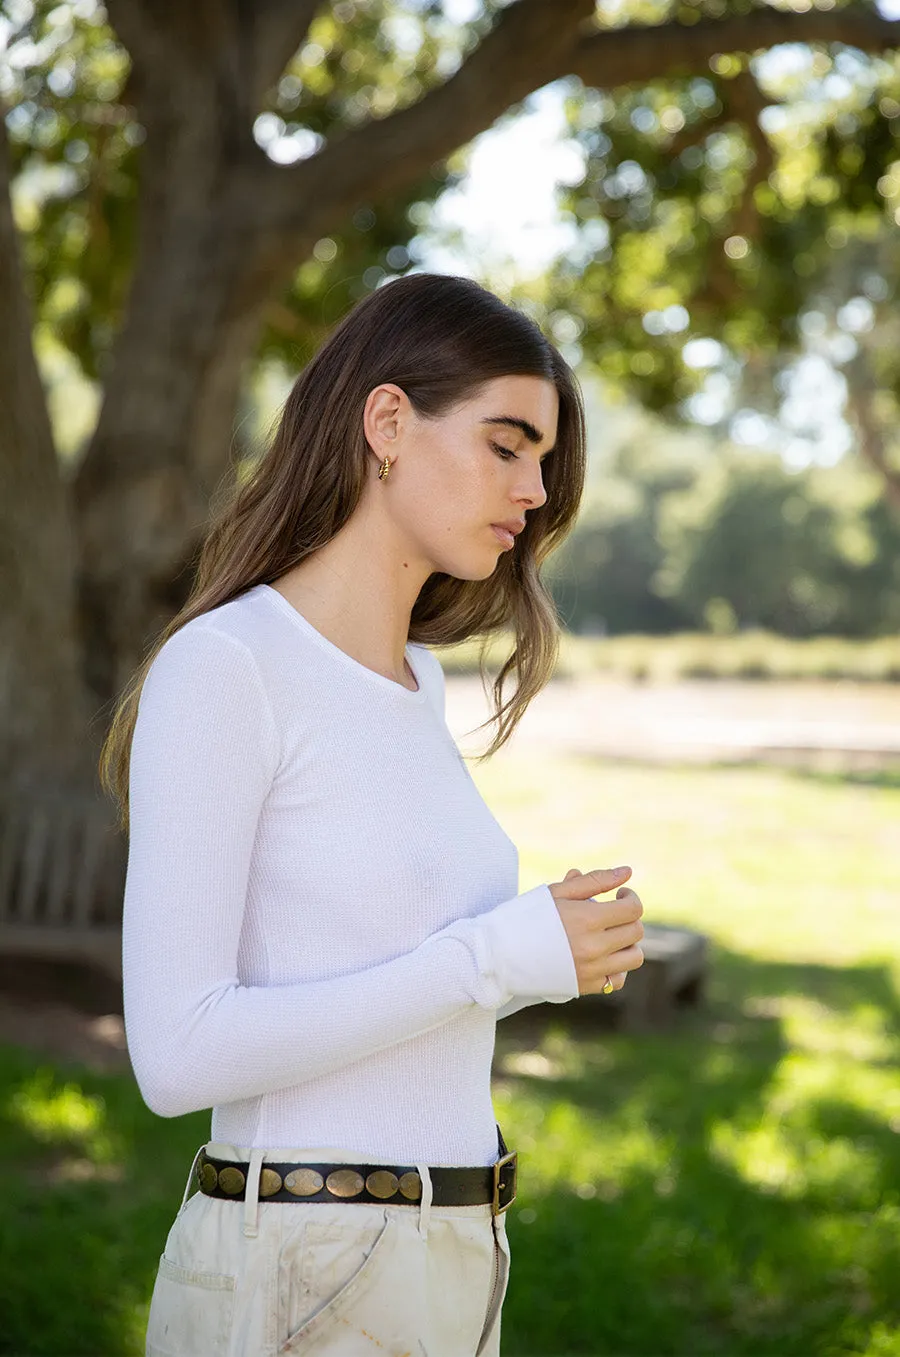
[602, 976, 615, 994]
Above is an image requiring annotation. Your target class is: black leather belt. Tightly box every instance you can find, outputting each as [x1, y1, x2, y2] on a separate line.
[196, 1127, 518, 1216]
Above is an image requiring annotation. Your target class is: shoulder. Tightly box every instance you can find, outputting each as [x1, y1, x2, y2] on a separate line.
[136, 614, 280, 771]
[145, 614, 259, 688]
[139, 603, 275, 739]
[144, 588, 280, 687]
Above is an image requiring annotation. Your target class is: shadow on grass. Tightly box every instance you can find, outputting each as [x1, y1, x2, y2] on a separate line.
[493, 946, 900, 1357]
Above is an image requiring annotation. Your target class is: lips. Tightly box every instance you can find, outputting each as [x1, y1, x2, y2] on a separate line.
[491, 524, 516, 549]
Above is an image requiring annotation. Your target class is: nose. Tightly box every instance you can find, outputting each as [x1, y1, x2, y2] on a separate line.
[516, 463, 548, 511]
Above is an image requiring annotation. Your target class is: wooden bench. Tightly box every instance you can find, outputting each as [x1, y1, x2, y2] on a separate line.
[581, 922, 710, 1031]
[0, 787, 126, 987]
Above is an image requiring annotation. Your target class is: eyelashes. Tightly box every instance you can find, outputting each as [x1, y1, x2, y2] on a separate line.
[491, 441, 517, 460]
[491, 440, 552, 469]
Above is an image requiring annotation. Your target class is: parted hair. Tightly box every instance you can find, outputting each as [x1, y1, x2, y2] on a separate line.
[99, 272, 587, 831]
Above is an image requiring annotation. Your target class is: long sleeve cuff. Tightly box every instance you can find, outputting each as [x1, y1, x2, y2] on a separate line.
[478, 882, 580, 1006]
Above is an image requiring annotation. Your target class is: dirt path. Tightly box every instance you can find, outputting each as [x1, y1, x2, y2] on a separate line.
[0, 994, 129, 1072]
[445, 675, 900, 769]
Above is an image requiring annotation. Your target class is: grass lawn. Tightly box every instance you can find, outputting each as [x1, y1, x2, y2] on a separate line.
[486, 749, 900, 1357]
[1, 747, 898, 1355]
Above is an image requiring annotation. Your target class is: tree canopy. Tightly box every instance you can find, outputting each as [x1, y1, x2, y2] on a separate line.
[1, 0, 898, 810]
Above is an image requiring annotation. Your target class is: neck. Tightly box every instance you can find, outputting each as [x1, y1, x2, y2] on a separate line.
[272, 500, 431, 686]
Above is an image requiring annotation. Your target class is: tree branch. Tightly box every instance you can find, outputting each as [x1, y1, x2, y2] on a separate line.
[245, 0, 322, 107]
[247, 1, 898, 259]
[247, 0, 597, 244]
[570, 7, 900, 87]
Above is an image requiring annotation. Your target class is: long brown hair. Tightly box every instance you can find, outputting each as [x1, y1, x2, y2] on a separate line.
[99, 272, 587, 831]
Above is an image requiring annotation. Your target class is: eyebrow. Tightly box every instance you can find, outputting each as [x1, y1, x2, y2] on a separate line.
[480, 416, 556, 459]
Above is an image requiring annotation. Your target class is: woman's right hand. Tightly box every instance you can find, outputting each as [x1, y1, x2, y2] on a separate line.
[548, 866, 644, 996]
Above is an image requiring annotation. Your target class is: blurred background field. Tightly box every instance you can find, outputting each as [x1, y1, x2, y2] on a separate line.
[441, 629, 900, 684]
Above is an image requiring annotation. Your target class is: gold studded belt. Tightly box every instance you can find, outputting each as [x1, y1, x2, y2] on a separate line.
[196, 1147, 518, 1215]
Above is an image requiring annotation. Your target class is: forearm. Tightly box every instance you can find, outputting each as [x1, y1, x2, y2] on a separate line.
[124, 883, 577, 1117]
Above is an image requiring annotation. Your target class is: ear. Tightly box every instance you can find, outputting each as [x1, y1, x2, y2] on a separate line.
[363, 383, 408, 457]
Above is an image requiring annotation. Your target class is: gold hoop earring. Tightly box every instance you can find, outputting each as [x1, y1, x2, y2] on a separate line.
[378, 456, 391, 481]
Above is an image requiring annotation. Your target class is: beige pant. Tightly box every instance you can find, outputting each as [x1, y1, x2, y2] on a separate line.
[145, 1141, 511, 1356]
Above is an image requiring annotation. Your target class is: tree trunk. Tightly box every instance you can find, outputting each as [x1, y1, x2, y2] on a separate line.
[0, 114, 94, 790]
[844, 357, 900, 516]
[0, 117, 125, 952]
[71, 204, 275, 704]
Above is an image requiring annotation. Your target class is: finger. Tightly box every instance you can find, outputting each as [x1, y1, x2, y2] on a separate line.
[587, 889, 643, 929]
[616, 887, 643, 916]
[571, 866, 632, 897]
[595, 919, 644, 954]
[603, 943, 644, 973]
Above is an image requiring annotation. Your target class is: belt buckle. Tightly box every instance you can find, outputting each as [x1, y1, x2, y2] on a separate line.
[492, 1149, 517, 1215]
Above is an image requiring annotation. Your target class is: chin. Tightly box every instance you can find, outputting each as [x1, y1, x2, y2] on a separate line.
[436, 555, 500, 582]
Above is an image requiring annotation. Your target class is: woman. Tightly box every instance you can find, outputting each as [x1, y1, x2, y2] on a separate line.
[101, 272, 644, 1356]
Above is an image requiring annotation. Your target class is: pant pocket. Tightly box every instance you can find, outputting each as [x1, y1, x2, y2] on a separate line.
[278, 1208, 402, 1353]
[145, 1253, 236, 1357]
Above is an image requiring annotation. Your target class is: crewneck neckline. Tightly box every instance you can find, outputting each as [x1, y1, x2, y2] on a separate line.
[256, 584, 428, 703]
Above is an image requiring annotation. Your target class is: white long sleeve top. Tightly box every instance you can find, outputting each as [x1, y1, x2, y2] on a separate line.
[122, 583, 580, 1166]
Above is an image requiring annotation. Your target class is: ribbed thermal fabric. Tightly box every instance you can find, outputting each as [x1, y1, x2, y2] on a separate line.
[122, 583, 580, 1167]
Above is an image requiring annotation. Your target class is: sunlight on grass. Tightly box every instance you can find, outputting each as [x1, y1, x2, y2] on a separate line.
[741, 996, 900, 1139]
[860, 1320, 900, 1357]
[494, 1087, 675, 1198]
[709, 1116, 883, 1202]
[743, 994, 898, 1064]
[7, 1066, 119, 1162]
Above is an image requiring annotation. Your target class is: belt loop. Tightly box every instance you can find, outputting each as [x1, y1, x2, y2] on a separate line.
[415, 1162, 433, 1241]
[177, 1145, 206, 1218]
[243, 1148, 265, 1238]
